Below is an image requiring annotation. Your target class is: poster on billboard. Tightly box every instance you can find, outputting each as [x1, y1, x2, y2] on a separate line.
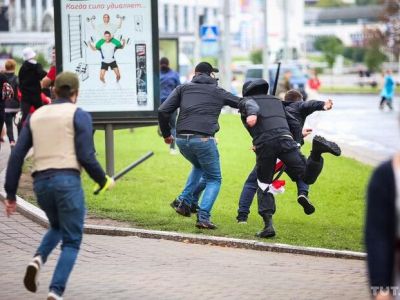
[54, 0, 159, 124]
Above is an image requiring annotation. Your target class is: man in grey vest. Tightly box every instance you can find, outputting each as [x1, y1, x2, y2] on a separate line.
[3, 72, 114, 299]
[239, 79, 341, 238]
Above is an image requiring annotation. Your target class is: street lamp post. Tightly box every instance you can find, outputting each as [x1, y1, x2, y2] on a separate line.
[263, 0, 269, 81]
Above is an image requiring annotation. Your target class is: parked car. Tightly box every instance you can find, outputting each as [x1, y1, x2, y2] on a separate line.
[245, 63, 308, 99]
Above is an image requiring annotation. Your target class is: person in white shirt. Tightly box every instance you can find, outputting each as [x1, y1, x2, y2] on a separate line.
[91, 14, 124, 47]
[88, 31, 125, 83]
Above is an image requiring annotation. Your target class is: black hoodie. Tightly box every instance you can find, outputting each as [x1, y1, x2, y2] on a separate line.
[18, 61, 47, 104]
[158, 73, 241, 137]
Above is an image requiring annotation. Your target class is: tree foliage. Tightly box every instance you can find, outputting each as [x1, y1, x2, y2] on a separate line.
[316, 0, 346, 7]
[364, 47, 387, 71]
[343, 47, 366, 63]
[249, 49, 262, 64]
[314, 36, 344, 68]
[355, 0, 378, 5]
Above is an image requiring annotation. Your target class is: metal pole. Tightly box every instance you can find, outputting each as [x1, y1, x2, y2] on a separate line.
[262, 0, 269, 81]
[105, 124, 115, 176]
[194, 6, 201, 64]
[283, 0, 289, 62]
[222, 0, 232, 91]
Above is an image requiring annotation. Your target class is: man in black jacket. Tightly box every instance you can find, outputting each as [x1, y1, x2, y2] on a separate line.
[18, 47, 47, 129]
[158, 62, 250, 229]
[239, 79, 341, 238]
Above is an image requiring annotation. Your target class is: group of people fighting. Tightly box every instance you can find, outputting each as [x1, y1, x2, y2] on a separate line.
[158, 60, 341, 237]
[1, 55, 342, 299]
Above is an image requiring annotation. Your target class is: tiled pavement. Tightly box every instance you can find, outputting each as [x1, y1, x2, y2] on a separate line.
[0, 141, 370, 300]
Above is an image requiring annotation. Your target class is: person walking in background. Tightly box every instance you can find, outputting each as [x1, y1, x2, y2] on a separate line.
[41, 46, 57, 99]
[307, 69, 321, 99]
[159, 57, 180, 154]
[366, 153, 400, 300]
[3, 72, 115, 299]
[158, 62, 247, 229]
[3, 59, 20, 148]
[18, 47, 47, 130]
[379, 69, 395, 111]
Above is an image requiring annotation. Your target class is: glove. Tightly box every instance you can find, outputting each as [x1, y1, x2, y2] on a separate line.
[93, 175, 115, 195]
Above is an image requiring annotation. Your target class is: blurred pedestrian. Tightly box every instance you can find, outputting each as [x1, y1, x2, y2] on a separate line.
[307, 69, 321, 99]
[41, 46, 57, 99]
[366, 153, 400, 300]
[18, 47, 47, 130]
[276, 70, 292, 99]
[379, 70, 395, 111]
[159, 57, 180, 154]
[158, 62, 245, 229]
[3, 72, 115, 299]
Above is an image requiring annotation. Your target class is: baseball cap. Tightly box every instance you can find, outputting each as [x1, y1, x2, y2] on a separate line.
[54, 72, 80, 91]
[22, 47, 36, 61]
[194, 62, 219, 74]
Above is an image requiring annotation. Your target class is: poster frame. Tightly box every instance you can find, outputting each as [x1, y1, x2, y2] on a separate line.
[54, 0, 160, 126]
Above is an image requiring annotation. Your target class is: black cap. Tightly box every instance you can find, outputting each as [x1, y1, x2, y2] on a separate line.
[242, 79, 269, 97]
[160, 57, 169, 66]
[194, 62, 219, 74]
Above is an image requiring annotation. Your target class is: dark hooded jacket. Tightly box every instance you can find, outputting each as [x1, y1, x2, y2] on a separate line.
[18, 61, 47, 104]
[158, 73, 242, 137]
[239, 79, 302, 145]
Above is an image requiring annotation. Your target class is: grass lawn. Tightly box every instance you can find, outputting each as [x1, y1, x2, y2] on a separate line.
[319, 85, 389, 94]
[81, 114, 371, 252]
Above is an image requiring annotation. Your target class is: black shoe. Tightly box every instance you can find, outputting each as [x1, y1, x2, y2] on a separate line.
[297, 195, 315, 215]
[190, 203, 200, 214]
[170, 199, 180, 209]
[195, 220, 217, 229]
[236, 213, 248, 224]
[256, 215, 275, 238]
[312, 135, 341, 156]
[175, 202, 191, 217]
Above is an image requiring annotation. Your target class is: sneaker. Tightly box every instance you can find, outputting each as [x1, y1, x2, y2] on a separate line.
[170, 198, 180, 209]
[297, 195, 315, 215]
[23, 256, 42, 293]
[175, 202, 191, 217]
[47, 291, 63, 300]
[236, 213, 248, 224]
[196, 220, 217, 230]
[190, 203, 199, 214]
[312, 135, 341, 156]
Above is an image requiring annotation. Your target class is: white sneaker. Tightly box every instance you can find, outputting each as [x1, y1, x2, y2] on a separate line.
[47, 291, 63, 300]
[23, 255, 42, 293]
[170, 148, 178, 155]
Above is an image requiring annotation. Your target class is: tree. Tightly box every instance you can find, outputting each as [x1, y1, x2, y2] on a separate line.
[356, 0, 378, 5]
[314, 36, 344, 69]
[316, 0, 346, 7]
[343, 47, 366, 63]
[249, 49, 262, 64]
[364, 47, 387, 71]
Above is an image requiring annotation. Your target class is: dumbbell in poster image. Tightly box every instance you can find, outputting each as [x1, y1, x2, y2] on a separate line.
[135, 44, 147, 106]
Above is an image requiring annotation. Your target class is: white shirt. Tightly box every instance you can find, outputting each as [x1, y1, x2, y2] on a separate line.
[100, 42, 117, 64]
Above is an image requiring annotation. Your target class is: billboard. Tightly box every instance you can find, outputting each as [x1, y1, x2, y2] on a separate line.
[54, 0, 159, 124]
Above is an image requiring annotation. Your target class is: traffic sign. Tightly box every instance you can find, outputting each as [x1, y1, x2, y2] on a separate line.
[200, 25, 219, 42]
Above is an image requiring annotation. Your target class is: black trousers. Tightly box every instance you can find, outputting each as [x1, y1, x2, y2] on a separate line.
[5, 112, 17, 143]
[20, 99, 42, 132]
[255, 136, 323, 217]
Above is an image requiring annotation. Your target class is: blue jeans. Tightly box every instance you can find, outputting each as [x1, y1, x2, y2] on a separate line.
[237, 166, 310, 218]
[176, 137, 221, 221]
[192, 177, 206, 208]
[33, 173, 85, 296]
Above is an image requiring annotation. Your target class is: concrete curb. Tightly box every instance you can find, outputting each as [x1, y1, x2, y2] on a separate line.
[0, 169, 366, 261]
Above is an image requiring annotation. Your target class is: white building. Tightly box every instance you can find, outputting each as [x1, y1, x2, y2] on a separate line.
[304, 5, 384, 51]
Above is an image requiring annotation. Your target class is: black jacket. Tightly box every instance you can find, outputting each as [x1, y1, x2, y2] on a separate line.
[158, 74, 241, 137]
[18, 61, 47, 104]
[239, 96, 302, 146]
[0, 72, 7, 110]
[365, 160, 396, 289]
[4, 73, 20, 110]
[282, 100, 325, 128]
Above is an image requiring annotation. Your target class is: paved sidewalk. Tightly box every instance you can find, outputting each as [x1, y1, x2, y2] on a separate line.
[0, 132, 371, 299]
[0, 207, 369, 300]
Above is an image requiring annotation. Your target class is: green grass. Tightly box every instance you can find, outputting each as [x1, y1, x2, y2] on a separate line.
[82, 114, 371, 252]
[319, 85, 383, 94]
